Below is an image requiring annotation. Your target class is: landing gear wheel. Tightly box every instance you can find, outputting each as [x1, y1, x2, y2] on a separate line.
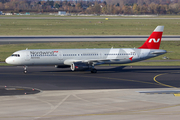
[91, 69, 97, 73]
[24, 70, 27, 74]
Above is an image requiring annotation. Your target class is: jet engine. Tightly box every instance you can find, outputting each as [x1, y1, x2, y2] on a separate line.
[71, 62, 90, 71]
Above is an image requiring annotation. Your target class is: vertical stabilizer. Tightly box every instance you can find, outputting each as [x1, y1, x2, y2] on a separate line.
[139, 26, 164, 49]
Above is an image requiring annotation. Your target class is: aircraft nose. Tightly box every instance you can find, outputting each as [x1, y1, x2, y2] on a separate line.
[5, 57, 12, 64]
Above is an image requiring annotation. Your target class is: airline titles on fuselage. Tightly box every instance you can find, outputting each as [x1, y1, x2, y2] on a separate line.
[30, 51, 58, 59]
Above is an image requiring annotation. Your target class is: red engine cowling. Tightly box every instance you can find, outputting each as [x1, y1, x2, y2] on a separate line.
[71, 63, 90, 71]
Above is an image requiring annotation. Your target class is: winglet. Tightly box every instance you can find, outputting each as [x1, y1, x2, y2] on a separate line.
[139, 26, 164, 49]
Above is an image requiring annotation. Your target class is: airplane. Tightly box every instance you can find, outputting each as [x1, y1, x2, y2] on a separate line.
[5, 26, 166, 74]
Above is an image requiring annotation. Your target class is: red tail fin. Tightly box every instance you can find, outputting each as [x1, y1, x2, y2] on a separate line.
[139, 26, 164, 49]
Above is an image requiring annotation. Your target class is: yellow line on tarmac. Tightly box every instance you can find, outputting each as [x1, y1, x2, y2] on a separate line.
[64, 74, 161, 86]
[153, 73, 177, 88]
[174, 94, 180, 96]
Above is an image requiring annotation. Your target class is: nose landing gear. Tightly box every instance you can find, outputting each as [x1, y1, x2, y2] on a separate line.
[23, 66, 28, 74]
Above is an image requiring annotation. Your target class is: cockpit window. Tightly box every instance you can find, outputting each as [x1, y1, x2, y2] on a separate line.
[11, 54, 20, 57]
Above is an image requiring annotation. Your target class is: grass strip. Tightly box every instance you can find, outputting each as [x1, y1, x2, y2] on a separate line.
[0, 19, 180, 35]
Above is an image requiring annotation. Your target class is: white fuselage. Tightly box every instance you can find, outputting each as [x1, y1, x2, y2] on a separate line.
[5, 48, 166, 66]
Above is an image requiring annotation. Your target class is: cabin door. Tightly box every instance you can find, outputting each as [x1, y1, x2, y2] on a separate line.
[25, 51, 31, 61]
[58, 51, 63, 62]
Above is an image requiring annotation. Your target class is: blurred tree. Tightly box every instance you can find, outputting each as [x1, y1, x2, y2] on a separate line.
[169, 3, 180, 14]
[122, 5, 132, 14]
[93, 2, 101, 14]
[155, 4, 161, 14]
[0, 0, 180, 15]
[101, 6, 107, 14]
[47, 0, 54, 7]
[149, 2, 156, 14]
[113, 6, 122, 14]
[133, 3, 140, 14]
[76, 3, 82, 9]
[140, 4, 148, 14]
[137, 0, 143, 6]
[55, 3, 60, 9]
[103, 1, 107, 5]
[116, 3, 119, 6]
[0, 0, 9, 3]
[0, 2, 4, 9]
[41, 1, 45, 6]
[67, 2, 71, 7]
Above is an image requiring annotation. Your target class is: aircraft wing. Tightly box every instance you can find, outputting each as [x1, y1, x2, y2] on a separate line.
[64, 59, 120, 65]
[84, 59, 121, 62]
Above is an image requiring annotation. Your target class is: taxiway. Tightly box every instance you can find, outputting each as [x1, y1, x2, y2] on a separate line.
[0, 36, 180, 44]
[0, 66, 180, 120]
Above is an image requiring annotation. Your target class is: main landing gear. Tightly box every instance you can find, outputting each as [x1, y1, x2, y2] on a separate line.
[90, 64, 97, 73]
[23, 66, 28, 74]
[91, 68, 97, 73]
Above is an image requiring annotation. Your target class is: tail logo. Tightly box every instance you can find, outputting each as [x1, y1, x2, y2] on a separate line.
[148, 38, 160, 43]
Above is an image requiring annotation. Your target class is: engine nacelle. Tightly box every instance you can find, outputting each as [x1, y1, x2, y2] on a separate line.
[71, 62, 90, 71]
[55, 65, 70, 68]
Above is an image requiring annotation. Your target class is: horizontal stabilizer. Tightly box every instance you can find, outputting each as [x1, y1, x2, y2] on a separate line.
[150, 50, 167, 54]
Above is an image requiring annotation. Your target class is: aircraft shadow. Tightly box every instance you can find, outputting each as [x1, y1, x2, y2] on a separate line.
[40, 66, 180, 74]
